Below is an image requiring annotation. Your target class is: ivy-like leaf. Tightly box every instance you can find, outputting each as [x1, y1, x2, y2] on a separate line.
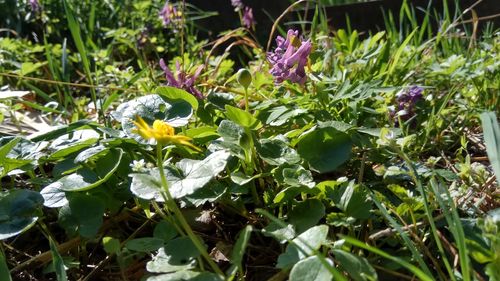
[0, 189, 44, 240]
[130, 150, 230, 201]
[297, 126, 352, 173]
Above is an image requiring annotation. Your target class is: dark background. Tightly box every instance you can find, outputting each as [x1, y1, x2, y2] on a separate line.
[190, 0, 500, 41]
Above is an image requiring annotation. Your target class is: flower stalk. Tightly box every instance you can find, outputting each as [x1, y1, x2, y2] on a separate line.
[155, 144, 223, 276]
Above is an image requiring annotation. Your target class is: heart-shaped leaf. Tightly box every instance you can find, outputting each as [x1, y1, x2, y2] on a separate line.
[0, 189, 44, 240]
[297, 126, 352, 173]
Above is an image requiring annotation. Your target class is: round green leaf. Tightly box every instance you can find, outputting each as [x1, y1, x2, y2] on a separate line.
[130, 150, 230, 201]
[125, 237, 165, 252]
[289, 199, 325, 234]
[57, 149, 123, 192]
[58, 194, 104, 238]
[257, 138, 300, 166]
[156, 86, 198, 110]
[297, 127, 352, 173]
[0, 189, 44, 240]
[332, 250, 377, 281]
[289, 255, 333, 281]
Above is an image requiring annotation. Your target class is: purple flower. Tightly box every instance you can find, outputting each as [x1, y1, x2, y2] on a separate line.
[242, 7, 255, 28]
[231, 0, 244, 11]
[29, 0, 41, 12]
[390, 86, 423, 126]
[159, 59, 204, 99]
[159, 1, 182, 27]
[267, 30, 312, 85]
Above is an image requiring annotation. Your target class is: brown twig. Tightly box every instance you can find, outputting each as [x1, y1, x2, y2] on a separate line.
[369, 214, 444, 240]
[10, 237, 81, 273]
[373, 264, 415, 280]
[0, 72, 141, 93]
[266, 0, 310, 52]
[9, 206, 142, 274]
[436, 230, 459, 268]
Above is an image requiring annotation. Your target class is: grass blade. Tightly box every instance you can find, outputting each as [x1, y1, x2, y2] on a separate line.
[480, 112, 500, 185]
[429, 178, 471, 281]
[341, 236, 434, 281]
[49, 238, 68, 281]
[0, 246, 12, 281]
[370, 192, 434, 276]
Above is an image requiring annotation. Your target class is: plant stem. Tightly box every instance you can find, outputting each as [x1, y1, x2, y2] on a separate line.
[244, 87, 249, 112]
[155, 144, 224, 277]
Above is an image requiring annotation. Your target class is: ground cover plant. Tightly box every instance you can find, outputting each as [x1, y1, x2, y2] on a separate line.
[0, 0, 499, 280]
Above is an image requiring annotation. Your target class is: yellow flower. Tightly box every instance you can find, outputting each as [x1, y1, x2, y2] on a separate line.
[132, 116, 201, 151]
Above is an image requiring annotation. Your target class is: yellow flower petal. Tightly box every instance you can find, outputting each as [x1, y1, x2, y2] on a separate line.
[132, 116, 200, 151]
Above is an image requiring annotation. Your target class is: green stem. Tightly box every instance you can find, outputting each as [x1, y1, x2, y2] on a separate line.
[244, 87, 249, 112]
[155, 144, 224, 277]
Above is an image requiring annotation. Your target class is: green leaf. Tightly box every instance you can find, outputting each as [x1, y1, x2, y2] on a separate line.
[146, 247, 196, 274]
[125, 238, 165, 253]
[213, 120, 250, 160]
[277, 225, 329, 269]
[289, 199, 325, 234]
[480, 112, 500, 185]
[154, 221, 178, 242]
[289, 255, 333, 281]
[170, 150, 230, 198]
[332, 250, 377, 281]
[216, 120, 245, 143]
[0, 248, 12, 281]
[0, 137, 47, 160]
[224, 105, 262, 130]
[297, 126, 352, 173]
[102, 237, 121, 255]
[262, 222, 296, 243]
[58, 194, 104, 238]
[112, 94, 193, 143]
[272, 164, 316, 188]
[182, 182, 227, 207]
[29, 120, 94, 142]
[74, 145, 109, 164]
[146, 271, 223, 281]
[230, 225, 253, 270]
[341, 236, 434, 281]
[40, 182, 68, 208]
[49, 238, 68, 281]
[0, 138, 33, 177]
[326, 181, 371, 220]
[130, 150, 230, 201]
[57, 149, 123, 192]
[48, 130, 100, 160]
[156, 86, 199, 110]
[0, 189, 44, 240]
[0, 137, 20, 161]
[257, 138, 300, 166]
[19, 61, 46, 76]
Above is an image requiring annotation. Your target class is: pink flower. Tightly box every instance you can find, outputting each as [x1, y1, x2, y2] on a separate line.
[267, 30, 312, 85]
[242, 7, 255, 28]
[159, 1, 182, 27]
[231, 0, 244, 11]
[159, 59, 204, 99]
[29, 0, 41, 12]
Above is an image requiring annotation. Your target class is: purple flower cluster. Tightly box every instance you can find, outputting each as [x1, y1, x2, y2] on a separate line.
[159, 59, 204, 99]
[159, 1, 182, 27]
[29, 0, 41, 12]
[230, 0, 255, 28]
[267, 30, 312, 85]
[390, 86, 423, 126]
[242, 7, 255, 29]
[231, 0, 244, 11]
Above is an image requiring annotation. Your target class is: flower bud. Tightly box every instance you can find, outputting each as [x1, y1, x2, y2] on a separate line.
[237, 68, 252, 89]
